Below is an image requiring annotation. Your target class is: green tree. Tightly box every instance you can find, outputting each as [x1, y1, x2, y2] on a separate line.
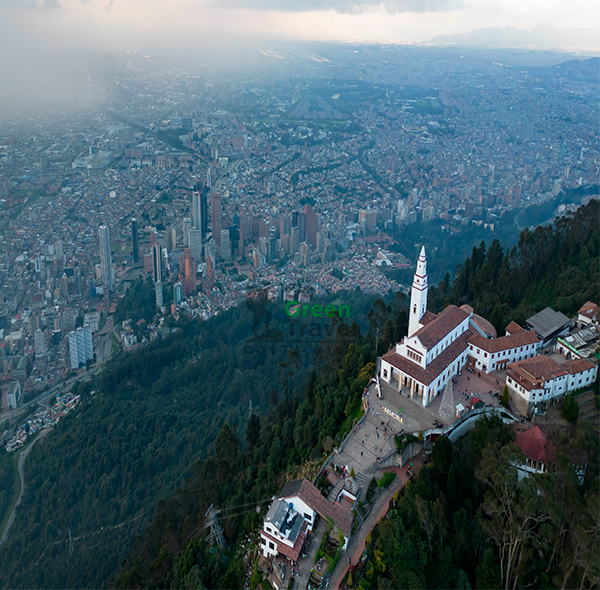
[501, 385, 509, 407]
[476, 443, 549, 590]
[246, 414, 261, 451]
[562, 394, 579, 423]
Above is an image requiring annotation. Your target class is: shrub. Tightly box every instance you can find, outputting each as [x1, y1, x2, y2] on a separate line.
[501, 385, 509, 407]
[562, 394, 579, 423]
[376, 472, 396, 488]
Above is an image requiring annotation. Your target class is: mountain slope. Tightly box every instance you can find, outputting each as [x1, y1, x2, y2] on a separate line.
[426, 24, 600, 50]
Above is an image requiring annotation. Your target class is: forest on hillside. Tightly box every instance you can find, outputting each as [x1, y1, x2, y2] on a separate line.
[1, 199, 598, 589]
[0, 286, 378, 589]
[389, 186, 598, 285]
[116, 329, 378, 590]
[348, 416, 599, 590]
[428, 198, 599, 333]
[113, 200, 599, 590]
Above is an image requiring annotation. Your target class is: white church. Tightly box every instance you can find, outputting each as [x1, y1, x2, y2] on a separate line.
[379, 246, 542, 407]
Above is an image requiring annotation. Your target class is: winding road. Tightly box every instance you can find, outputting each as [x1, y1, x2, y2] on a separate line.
[0, 429, 50, 545]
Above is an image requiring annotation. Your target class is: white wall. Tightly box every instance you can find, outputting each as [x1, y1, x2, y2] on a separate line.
[469, 340, 541, 373]
[508, 364, 598, 407]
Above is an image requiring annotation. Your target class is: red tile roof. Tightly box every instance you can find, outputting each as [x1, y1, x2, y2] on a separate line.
[468, 329, 539, 354]
[514, 425, 554, 464]
[505, 321, 525, 335]
[562, 358, 596, 374]
[419, 311, 437, 326]
[471, 314, 497, 338]
[382, 330, 471, 386]
[412, 305, 470, 350]
[507, 356, 564, 389]
[261, 525, 306, 561]
[578, 301, 598, 320]
[279, 479, 353, 537]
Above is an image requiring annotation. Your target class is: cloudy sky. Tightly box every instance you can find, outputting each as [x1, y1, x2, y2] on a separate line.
[1, 0, 598, 47]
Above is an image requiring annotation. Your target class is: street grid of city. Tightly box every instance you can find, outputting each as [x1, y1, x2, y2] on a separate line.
[0, 40, 598, 589]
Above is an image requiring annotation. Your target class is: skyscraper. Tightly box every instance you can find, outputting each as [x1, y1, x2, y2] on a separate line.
[155, 281, 163, 309]
[268, 226, 277, 262]
[189, 228, 203, 261]
[98, 225, 113, 291]
[211, 193, 222, 246]
[298, 212, 306, 243]
[192, 190, 203, 232]
[183, 217, 192, 247]
[200, 189, 208, 238]
[152, 243, 163, 283]
[299, 242, 310, 267]
[166, 224, 177, 252]
[131, 218, 139, 263]
[220, 229, 232, 262]
[304, 203, 318, 248]
[290, 226, 300, 254]
[35, 329, 46, 358]
[184, 248, 197, 296]
[173, 282, 183, 303]
[69, 326, 93, 369]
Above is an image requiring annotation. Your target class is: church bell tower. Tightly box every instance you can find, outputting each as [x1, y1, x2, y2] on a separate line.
[408, 246, 428, 337]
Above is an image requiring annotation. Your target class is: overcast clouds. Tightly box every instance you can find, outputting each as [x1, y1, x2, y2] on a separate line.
[0, 0, 598, 46]
[0, 0, 596, 117]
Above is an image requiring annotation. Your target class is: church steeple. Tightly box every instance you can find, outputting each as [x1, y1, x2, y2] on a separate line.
[408, 246, 428, 337]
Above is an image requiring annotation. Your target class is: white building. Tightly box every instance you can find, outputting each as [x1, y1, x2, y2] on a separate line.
[380, 247, 473, 407]
[34, 329, 46, 358]
[513, 424, 586, 484]
[7, 381, 21, 410]
[84, 312, 101, 333]
[98, 225, 114, 291]
[506, 356, 597, 414]
[69, 326, 93, 370]
[467, 323, 541, 373]
[577, 301, 598, 329]
[155, 281, 163, 309]
[260, 479, 353, 561]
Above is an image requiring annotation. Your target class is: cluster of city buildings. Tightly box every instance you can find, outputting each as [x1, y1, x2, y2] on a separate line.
[0, 48, 597, 419]
[4, 392, 80, 452]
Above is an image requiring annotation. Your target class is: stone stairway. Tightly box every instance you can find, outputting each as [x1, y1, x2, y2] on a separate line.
[355, 465, 380, 503]
[327, 478, 345, 503]
[577, 391, 600, 432]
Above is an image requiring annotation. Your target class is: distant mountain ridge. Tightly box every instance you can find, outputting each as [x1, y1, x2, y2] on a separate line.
[425, 24, 600, 50]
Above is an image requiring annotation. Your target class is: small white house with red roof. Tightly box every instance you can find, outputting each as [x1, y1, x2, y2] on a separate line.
[577, 301, 598, 329]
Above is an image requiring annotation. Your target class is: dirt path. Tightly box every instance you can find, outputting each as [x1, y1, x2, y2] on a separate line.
[0, 429, 50, 545]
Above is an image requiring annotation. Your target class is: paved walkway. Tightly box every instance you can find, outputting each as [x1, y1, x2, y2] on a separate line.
[327, 456, 423, 590]
[294, 517, 326, 590]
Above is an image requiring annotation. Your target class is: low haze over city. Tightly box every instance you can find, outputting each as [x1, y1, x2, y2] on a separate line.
[0, 1, 598, 589]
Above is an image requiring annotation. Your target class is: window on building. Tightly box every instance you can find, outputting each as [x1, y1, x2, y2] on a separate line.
[304, 513, 312, 520]
[269, 542, 275, 550]
[407, 350, 422, 364]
